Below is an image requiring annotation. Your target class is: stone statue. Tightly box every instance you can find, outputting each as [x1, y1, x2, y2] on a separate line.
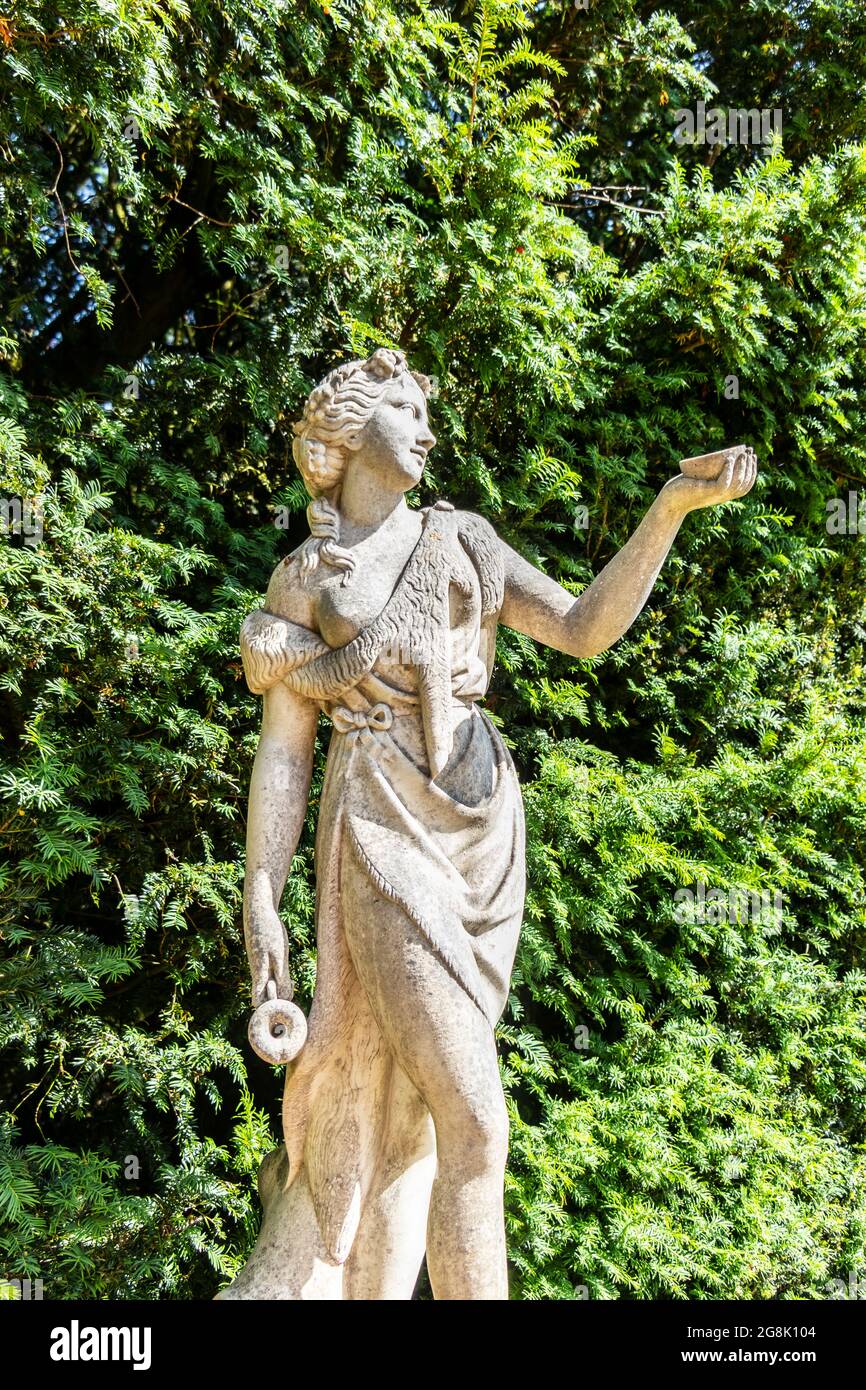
[216, 347, 756, 1300]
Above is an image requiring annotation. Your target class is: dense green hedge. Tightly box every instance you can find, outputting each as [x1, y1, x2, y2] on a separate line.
[1, 0, 865, 1298]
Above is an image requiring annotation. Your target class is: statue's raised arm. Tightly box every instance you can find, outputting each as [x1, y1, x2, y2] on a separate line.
[499, 445, 756, 657]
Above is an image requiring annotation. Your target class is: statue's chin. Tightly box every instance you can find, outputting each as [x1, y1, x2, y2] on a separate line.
[392, 456, 426, 489]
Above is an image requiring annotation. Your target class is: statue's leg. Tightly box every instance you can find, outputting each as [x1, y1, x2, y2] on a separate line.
[343, 1061, 437, 1299]
[214, 1146, 344, 1300]
[341, 856, 510, 1300]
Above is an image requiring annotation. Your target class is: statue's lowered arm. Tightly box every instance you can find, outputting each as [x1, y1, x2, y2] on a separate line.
[243, 675, 318, 1007]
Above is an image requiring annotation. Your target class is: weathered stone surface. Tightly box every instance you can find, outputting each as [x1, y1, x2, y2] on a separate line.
[215, 347, 757, 1300]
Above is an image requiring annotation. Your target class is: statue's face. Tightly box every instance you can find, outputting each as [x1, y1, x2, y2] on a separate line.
[347, 373, 436, 490]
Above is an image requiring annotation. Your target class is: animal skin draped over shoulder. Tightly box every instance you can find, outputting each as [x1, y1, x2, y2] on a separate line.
[239, 505, 505, 778]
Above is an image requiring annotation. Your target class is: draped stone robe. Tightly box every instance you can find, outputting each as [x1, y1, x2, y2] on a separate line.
[237, 502, 526, 1281]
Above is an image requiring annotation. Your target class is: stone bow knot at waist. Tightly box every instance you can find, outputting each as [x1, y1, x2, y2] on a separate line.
[330, 702, 395, 734]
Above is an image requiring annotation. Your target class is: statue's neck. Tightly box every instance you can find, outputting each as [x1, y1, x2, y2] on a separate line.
[338, 471, 409, 539]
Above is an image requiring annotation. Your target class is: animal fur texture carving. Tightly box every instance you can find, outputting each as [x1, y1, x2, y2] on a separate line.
[239, 505, 505, 778]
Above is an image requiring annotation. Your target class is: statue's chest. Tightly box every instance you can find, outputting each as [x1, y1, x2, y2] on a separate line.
[316, 566, 406, 648]
[314, 526, 480, 652]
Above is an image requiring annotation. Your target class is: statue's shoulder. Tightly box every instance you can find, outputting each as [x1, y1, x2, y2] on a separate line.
[239, 550, 325, 695]
[423, 499, 501, 542]
[263, 547, 317, 627]
[426, 502, 505, 618]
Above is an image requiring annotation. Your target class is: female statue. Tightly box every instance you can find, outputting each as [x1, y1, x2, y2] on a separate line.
[218, 347, 756, 1300]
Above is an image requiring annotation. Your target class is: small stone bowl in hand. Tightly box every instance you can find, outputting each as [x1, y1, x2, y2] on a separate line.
[679, 445, 747, 480]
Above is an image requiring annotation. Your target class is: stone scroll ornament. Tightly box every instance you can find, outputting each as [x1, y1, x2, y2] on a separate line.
[215, 347, 757, 1301]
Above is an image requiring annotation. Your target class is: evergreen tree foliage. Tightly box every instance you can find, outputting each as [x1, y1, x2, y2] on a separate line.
[1, 0, 865, 1298]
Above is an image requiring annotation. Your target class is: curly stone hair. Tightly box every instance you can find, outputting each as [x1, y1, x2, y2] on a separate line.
[291, 347, 432, 583]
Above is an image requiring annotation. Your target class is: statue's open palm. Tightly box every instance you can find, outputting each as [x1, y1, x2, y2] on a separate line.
[664, 446, 758, 514]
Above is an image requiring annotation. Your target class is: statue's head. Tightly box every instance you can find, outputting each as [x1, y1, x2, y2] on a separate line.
[291, 348, 435, 582]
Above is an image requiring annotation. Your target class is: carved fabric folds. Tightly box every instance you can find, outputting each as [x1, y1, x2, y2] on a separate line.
[240, 507, 526, 1266]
